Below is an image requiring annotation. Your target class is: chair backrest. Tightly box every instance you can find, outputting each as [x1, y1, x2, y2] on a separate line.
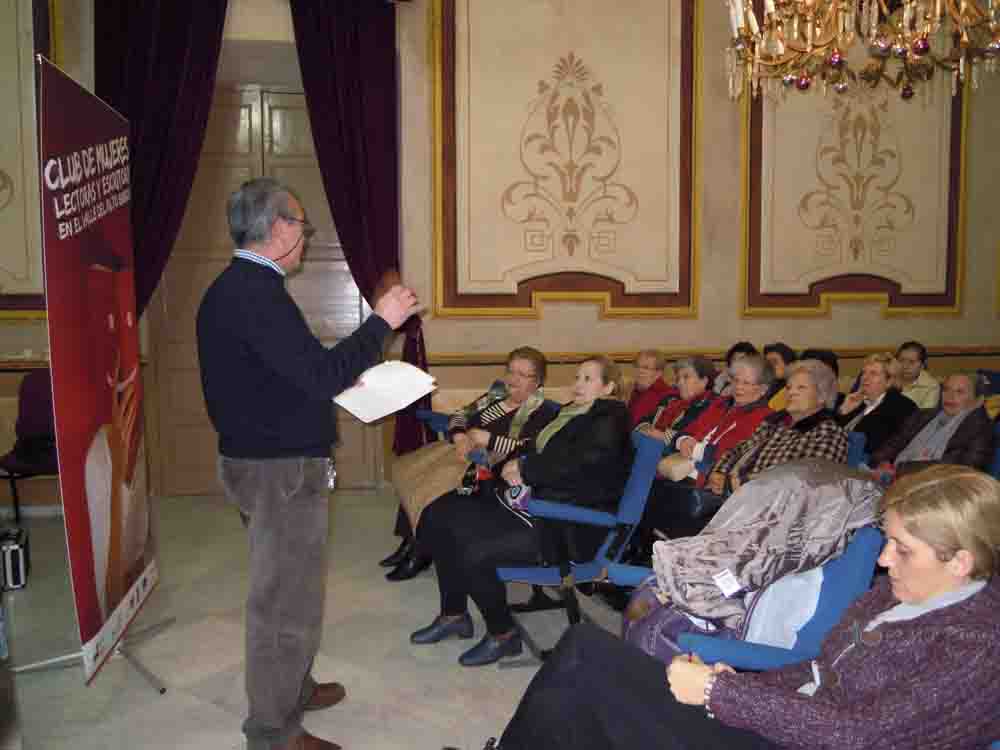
[15, 368, 55, 439]
[789, 525, 883, 654]
[989, 418, 1000, 480]
[615, 431, 667, 525]
[846, 431, 868, 468]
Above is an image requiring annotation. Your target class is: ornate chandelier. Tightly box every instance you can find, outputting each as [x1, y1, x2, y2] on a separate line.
[725, 0, 1000, 99]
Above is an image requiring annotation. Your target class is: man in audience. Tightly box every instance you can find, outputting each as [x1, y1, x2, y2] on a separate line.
[896, 341, 941, 409]
[871, 371, 994, 480]
[627, 349, 676, 427]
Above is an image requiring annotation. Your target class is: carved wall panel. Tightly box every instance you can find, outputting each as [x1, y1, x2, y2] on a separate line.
[745, 69, 964, 317]
[434, 0, 696, 318]
[0, 0, 46, 312]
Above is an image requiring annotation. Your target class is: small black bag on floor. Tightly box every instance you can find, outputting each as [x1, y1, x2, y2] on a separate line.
[0, 527, 30, 590]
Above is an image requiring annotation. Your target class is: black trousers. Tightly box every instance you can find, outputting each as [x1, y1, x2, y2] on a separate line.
[417, 484, 541, 635]
[639, 479, 721, 542]
[499, 624, 777, 750]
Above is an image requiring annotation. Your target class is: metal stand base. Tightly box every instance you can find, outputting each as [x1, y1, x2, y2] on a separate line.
[12, 616, 176, 695]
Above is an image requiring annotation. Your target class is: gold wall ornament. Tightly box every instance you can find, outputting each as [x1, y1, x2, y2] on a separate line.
[724, 0, 1000, 101]
[798, 88, 916, 262]
[433, 0, 699, 319]
[742, 68, 966, 318]
[500, 52, 639, 258]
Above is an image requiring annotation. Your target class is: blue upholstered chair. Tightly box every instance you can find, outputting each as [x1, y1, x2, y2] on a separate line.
[676, 525, 883, 670]
[494, 431, 664, 665]
[846, 431, 868, 469]
[414, 408, 488, 466]
[989, 418, 1000, 481]
[414, 408, 450, 437]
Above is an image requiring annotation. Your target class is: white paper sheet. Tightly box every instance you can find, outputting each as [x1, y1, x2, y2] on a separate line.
[333, 360, 437, 423]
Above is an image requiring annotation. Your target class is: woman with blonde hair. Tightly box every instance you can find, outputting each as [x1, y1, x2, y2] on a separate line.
[478, 464, 1000, 750]
[835, 352, 917, 455]
[409, 356, 631, 666]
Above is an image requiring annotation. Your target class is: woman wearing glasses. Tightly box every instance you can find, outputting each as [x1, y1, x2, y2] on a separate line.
[480, 464, 1000, 750]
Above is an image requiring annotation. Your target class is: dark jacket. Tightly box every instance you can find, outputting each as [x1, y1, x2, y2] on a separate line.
[520, 398, 631, 510]
[196, 258, 391, 458]
[835, 387, 917, 455]
[627, 377, 677, 427]
[872, 404, 995, 471]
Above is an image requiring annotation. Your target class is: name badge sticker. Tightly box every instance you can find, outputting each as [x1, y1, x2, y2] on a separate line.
[712, 568, 743, 597]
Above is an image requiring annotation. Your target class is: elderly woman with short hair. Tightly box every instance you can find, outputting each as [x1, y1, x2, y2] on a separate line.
[409, 357, 632, 667]
[382, 346, 558, 580]
[484, 464, 1000, 750]
[835, 352, 917, 455]
[707, 359, 848, 497]
[627, 349, 676, 427]
[872, 371, 995, 480]
[638, 355, 774, 542]
[636, 357, 717, 447]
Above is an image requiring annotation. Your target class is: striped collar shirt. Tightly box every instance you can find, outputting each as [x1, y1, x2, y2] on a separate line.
[234, 248, 285, 277]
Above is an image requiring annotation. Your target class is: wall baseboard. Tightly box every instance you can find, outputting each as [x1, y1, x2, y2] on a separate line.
[0, 505, 63, 520]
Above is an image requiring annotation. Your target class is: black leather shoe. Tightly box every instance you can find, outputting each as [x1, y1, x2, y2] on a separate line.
[410, 613, 474, 644]
[379, 537, 413, 568]
[385, 552, 432, 581]
[458, 632, 523, 666]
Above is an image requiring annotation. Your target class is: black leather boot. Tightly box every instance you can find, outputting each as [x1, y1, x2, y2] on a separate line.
[385, 550, 433, 581]
[378, 536, 413, 568]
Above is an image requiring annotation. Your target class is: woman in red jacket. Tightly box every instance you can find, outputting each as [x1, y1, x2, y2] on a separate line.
[638, 355, 773, 544]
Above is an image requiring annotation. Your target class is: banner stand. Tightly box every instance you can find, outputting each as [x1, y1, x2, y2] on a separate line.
[13, 615, 176, 694]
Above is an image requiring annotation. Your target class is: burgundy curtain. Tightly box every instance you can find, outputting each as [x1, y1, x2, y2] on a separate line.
[94, 0, 228, 315]
[289, 0, 432, 456]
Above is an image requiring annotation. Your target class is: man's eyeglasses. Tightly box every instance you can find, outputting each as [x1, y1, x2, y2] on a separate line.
[281, 215, 316, 239]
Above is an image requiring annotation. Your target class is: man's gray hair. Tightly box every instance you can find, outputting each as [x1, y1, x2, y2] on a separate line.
[227, 177, 298, 247]
[730, 354, 774, 388]
[787, 358, 840, 409]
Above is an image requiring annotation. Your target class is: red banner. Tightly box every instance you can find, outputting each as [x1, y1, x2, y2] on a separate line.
[37, 56, 157, 683]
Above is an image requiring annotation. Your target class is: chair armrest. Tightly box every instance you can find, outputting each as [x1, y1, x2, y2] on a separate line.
[604, 563, 654, 587]
[677, 633, 811, 670]
[524, 498, 618, 527]
[415, 409, 451, 436]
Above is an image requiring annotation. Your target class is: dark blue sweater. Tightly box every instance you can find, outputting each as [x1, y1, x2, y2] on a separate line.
[196, 258, 391, 458]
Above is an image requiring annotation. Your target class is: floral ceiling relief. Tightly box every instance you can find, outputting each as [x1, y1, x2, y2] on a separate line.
[500, 53, 638, 259]
[798, 90, 916, 266]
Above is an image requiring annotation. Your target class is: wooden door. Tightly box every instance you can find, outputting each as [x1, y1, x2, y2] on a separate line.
[148, 87, 381, 497]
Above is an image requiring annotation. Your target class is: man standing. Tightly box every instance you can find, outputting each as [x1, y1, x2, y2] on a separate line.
[197, 178, 419, 750]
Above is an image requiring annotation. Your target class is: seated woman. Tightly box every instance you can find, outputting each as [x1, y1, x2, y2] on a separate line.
[638, 354, 774, 543]
[485, 464, 1000, 750]
[870, 371, 995, 481]
[835, 352, 916, 455]
[896, 340, 940, 409]
[635, 357, 717, 447]
[762, 342, 796, 411]
[707, 359, 849, 498]
[712, 342, 758, 396]
[382, 346, 557, 580]
[626, 349, 676, 427]
[409, 356, 631, 666]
